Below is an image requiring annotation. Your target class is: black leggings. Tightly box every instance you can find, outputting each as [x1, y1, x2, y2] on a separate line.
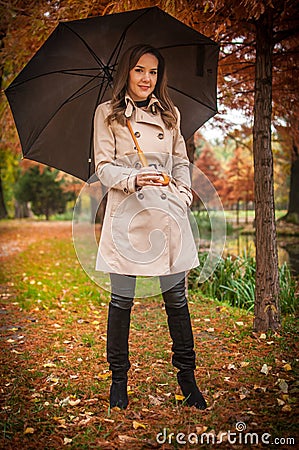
[110, 272, 187, 310]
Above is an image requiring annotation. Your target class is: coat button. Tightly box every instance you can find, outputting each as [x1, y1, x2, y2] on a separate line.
[138, 192, 144, 200]
[135, 162, 142, 169]
[158, 132, 164, 140]
[134, 131, 141, 138]
[161, 193, 167, 200]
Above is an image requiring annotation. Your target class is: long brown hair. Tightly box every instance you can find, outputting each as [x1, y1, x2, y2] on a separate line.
[106, 44, 177, 129]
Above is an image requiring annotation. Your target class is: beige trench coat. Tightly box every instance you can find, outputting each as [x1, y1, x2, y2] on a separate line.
[93, 94, 199, 276]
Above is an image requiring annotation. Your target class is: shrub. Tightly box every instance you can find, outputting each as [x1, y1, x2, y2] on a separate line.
[189, 253, 298, 314]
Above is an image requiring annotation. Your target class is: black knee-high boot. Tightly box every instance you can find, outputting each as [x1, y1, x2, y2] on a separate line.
[165, 304, 207, 410]
[107, 302, 131, 409]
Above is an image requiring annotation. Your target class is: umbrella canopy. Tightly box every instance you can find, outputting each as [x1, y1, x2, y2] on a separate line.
[5, 7, 219, 181]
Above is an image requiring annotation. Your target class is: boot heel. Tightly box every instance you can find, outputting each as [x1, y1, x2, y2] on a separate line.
[110, 377, 128, 409]
[178, 371, 207, 410]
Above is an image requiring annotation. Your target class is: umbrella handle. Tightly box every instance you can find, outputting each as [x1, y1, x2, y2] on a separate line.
[126, 119, 170, 186]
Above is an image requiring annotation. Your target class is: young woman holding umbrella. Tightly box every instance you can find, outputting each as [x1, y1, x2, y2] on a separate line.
[94, 44, 207, 410]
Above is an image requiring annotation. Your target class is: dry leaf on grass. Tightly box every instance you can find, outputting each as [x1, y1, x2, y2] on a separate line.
[133, 420, 146, 430]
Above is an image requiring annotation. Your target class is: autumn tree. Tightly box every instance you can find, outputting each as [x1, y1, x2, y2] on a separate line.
[189, 0, 298, 331]
[193, 141, 227, 209]
[225, 145, 254, 224]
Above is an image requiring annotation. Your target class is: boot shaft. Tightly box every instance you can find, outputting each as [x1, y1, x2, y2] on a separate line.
[107, 303, 131, 373]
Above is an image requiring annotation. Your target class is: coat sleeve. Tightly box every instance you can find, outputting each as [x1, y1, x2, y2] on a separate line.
[171, 108, 193, 206]
[94, 103, 137, 194]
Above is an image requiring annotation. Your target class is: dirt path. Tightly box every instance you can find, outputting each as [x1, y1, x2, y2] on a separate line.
[0, 220, 72, 259]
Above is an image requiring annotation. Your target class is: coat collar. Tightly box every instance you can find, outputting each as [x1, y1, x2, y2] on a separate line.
[124, 93, 164, 119]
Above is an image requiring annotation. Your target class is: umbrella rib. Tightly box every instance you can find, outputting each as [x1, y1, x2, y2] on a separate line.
[168, 85, 217, 113]
[8, 68, 109, 88]
[25, 76, 110, 151]
[159, 43, 218, 50]
[62, 23, 113, 82]
[106, 8, 153, 71]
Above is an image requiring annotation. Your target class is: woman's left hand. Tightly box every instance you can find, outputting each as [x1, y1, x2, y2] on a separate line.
[135, 167, 165, 188]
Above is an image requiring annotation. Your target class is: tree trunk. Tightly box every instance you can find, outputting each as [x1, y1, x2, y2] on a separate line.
[284, 142, 299, 224]
[236, 199, 240, 225]
[253, 10, 280, 331]
[0, 31, 8, 219]
[0, 173, 8, 219]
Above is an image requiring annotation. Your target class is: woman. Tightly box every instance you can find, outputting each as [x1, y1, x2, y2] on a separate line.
[94, 44, 207, 410]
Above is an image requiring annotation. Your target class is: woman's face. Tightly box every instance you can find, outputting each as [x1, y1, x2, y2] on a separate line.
[127, 53, 158, 101]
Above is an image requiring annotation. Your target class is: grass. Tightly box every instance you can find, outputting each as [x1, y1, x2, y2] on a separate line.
[189, 252, 298, 314]
[0, 221, 298, 449]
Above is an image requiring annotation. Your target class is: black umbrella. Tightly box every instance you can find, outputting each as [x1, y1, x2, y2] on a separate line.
[5, 7, 219, 181]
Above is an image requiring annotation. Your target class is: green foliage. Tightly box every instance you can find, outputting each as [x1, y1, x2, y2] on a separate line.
[14, 166, 71, 220]
[192, 210, 234, 236]
[189, 253, 298, 315]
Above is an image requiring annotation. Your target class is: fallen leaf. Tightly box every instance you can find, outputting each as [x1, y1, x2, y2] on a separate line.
[96, 372, 110, 380]
[278, 380, 288, 393]
[282, 404, 292, 412]
[133, 420, 146, 430]
[69, 398, 81, 407]
[235, 321, 244, 326]
[46, 375, 59, 384]
[283, 363, 292, 371]
[196, 426, 208, 434]
[253, 384, 267, 392]
[228, 364, 236, 370]
[175, 394, 185, 401]
[24, 427, 35, 434]
[213, 390, 228, 399]
[43, 362, 56, 368]
[63, 437, 73, 445]
[207, 327, 215, 332]
[118, 435, 139, 443]
[260, 364, 270, 375]
[148, 395, 161, 406]
[277, 398, 285, 406]
[259, 333, 267, 339]
[240, 361, 249, 368]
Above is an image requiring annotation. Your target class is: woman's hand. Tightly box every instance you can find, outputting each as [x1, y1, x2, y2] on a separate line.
[135, 167, 165, 188]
